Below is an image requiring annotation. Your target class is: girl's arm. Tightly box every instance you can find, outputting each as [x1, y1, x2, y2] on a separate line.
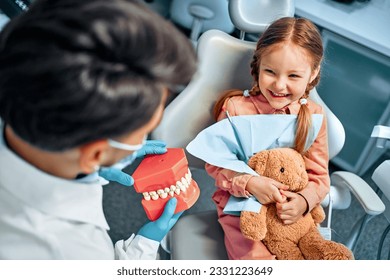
[205, 97, 253, 198]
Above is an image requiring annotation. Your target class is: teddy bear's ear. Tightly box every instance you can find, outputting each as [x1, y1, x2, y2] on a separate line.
[248, 150, 268, 175]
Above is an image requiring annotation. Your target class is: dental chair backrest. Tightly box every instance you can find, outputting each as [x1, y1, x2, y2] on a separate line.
[152, 0, 344, 167]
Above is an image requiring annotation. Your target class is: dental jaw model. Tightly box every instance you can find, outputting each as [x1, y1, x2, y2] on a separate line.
[132, 148, 200, 221]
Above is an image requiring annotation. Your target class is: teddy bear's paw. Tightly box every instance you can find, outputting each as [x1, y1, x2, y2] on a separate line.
[311, 205, 326, 224]
[303, 240, 354, 260]
[323, 243, 354, 260]
[240, 211, 266, 241]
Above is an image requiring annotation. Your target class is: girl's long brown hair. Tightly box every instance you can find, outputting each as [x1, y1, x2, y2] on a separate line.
[213, 17, 323, 154]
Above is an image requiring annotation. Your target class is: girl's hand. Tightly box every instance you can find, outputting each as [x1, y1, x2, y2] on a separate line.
[276, 190, 308, 225]
[246, 176, 289, 205]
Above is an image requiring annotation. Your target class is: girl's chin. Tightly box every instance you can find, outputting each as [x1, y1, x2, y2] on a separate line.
[268, 100, 290, 110]
[268, 97, 298, 108]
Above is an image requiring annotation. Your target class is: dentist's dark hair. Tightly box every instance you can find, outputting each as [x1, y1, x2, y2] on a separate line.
[0, 0, 196, 151]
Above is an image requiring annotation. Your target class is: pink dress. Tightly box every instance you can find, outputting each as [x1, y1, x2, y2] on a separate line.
[205, 93, 330, 260]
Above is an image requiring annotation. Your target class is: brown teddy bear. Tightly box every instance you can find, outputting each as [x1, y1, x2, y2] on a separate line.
[240, 147, 354, 260]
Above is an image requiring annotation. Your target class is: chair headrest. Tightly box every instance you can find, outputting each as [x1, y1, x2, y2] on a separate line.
[170, 0, 235, 34]
[228, 0, 295, 34]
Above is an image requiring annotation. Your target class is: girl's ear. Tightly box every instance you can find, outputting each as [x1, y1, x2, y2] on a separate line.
[310, 66, 320, 84]
[78, 140, 109, 173]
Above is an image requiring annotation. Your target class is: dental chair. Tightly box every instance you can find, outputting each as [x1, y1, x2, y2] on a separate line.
[152, 0, 385, 259]
[169, 0, 235, 47]
[370, 125, 390, 259]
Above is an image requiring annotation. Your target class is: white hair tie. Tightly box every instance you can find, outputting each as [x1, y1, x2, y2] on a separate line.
[299, 98, 308, 105]
[243, 89, 250, 97]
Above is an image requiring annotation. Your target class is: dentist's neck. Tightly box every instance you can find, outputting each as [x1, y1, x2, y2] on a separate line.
[4, 125, 82, 179]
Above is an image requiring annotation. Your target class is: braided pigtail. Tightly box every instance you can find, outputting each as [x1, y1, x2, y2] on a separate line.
[295, 96, 312, 154]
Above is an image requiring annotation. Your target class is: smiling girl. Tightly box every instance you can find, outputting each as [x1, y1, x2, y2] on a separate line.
[206, 17, 329, 260]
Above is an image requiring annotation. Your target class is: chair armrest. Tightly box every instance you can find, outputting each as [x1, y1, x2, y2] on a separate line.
[331, 171, 385, 216]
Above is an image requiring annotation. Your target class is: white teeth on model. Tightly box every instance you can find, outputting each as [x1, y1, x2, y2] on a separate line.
[179, 184, 186, 192]
[160, 192, 168, 199]
[181, 177, 188, 187]
[176, 181, 184, 189]
[142, 169, 193, 201]
[156, 189, 165, 198]
[185, 173, 191, 184]
[148, 191, 159, 201]
[143, 192, 151, 201]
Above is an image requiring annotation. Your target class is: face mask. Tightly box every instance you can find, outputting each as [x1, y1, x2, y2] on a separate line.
[106, 135, 147, 170]
[107, 138, 145, 151]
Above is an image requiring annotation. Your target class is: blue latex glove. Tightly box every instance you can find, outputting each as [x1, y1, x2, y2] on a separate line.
[98, 140, 167, 186]
[138, 197, 183, 242]
[98, 167, 135, 186]
[136, 139, 167, 158]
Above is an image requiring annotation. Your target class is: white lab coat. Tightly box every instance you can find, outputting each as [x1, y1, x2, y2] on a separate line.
[0, 121, 159, 260]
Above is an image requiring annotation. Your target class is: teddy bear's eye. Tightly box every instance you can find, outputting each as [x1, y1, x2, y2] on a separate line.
[280, 167, 285, 173]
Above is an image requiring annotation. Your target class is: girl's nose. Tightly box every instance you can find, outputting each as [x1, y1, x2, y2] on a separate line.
[274, 76, 287, 91]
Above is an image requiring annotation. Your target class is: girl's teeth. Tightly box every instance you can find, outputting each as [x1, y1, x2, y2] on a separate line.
[272, 91, 286, 97]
